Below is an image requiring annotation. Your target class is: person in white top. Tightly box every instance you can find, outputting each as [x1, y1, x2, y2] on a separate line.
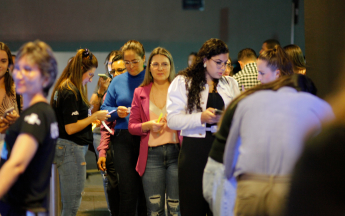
[167, 38, 240, 216]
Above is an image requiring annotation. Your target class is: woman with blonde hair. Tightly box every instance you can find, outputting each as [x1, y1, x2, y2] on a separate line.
[129, 47, 181, 216]
[51, 48, 109, 216]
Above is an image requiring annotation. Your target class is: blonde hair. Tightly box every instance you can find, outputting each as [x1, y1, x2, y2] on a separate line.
[140, 47, 175, 87]
[50, 48, 98, 106]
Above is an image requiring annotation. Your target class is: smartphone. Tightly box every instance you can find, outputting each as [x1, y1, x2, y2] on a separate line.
[3, 107, 14, 117]
[214, 109, 223, 115]
[98, 74, 109, 80]
[108, 109, 117, 115]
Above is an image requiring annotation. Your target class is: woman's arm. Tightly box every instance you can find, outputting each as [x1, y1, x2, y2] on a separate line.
[101, 79, 120, 122]
[128, 88, 148, 136]
[166, 76, 204, 130]
[65, 110, 109, 135]
[0, 134, 38, 198]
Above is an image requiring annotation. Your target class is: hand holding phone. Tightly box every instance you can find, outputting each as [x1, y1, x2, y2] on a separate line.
[3, 107, 14, 118]
[214, 109, 223, 115]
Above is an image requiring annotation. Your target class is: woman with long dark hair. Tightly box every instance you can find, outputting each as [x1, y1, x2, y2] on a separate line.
[167, 38, 240, 215]
[0, 40, 58, 216]
[284, 44, 307, 75]
[51, 49, 109, 216]
[0, 42, 20, 156]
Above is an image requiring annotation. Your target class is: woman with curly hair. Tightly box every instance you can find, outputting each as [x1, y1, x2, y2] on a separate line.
[167, 38, 240, 215]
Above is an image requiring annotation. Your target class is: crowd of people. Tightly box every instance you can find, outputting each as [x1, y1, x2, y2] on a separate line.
[0, 37, 342, 216]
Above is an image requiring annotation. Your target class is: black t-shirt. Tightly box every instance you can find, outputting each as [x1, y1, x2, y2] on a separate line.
[208, 103, 238, 163]
[52, 86, 93, 146]
[0, 102, 59, 210]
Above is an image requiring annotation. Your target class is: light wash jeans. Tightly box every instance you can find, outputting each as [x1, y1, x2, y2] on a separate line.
[54, 138, 88, 216]
[141, 144, 181, 216]
[93, 132, 111, 215]
[203, 157, 237, 216]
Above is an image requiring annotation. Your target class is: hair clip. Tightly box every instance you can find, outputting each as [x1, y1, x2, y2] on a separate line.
[82, 49, 89, 57]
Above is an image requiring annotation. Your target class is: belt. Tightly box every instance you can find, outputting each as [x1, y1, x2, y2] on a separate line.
[205, 125, 218, 133]
[237, 173, 290, 183]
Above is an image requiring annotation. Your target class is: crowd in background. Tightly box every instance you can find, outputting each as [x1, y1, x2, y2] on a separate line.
[0, 37, 343, 216]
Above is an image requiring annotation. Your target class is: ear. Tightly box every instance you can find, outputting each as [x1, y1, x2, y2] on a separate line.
[203, 58, 207, 63]
[275, 69, 281, 78]
[238, 61, 245, 70]
[42, 76, 50, 88]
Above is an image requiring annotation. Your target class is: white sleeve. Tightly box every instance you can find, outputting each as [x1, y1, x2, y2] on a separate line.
[166, 76, 203, 131]
[227, 76, 241, 98]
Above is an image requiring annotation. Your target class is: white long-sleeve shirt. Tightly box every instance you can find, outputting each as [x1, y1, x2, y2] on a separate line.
[167, 75, 240, 138]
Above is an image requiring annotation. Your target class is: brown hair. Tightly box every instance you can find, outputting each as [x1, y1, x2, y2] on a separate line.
[258, 45, 294, 77]
[179, 38, 229, 114]
[284, 44, 306, 74]
[140, 47, 175, 87]
[237, 48, 257, 62]
[0, 42, 15, 96]
[121, 40, 145, 59]
[16, 40, 58, 97]
[50, 48, 98, 106]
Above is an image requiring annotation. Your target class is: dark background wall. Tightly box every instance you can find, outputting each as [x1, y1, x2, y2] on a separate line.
[1, 0, 305, 97]
[304, 0, 345, 97]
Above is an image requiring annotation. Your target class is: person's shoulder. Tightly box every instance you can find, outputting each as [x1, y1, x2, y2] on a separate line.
[22, 102, 56, 124]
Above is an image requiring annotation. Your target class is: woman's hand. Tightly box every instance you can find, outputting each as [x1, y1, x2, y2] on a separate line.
[0, 118, 9, 134]
[93, 110, 110, 122]
[142, 120, 164, 133]
[117, 106, 129, 118]
[98, 77, 111, 95]
[5, 110, 20, 125]
[97, 157, 106, 171]
[201, 108, 220, 124]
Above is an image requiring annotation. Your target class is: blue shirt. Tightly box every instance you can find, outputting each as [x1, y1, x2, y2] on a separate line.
[223, 87, 334, 179]
[101, 69, 145, 129]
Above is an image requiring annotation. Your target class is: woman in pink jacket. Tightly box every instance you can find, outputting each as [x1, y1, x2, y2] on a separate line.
[129, 47, 181, 216]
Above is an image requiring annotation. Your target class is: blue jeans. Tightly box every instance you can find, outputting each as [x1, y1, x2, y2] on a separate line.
[53, 138, 88, 216]
[141, 144, 181, 216]
[93, 133, 111, 214]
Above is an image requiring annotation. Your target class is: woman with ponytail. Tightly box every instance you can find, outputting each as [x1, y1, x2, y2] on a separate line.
[166, 38, 240, 215]
[50, 49, 109, 216]
[257, 45, 294, 84]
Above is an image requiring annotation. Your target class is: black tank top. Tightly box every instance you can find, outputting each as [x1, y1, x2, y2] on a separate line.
[206, 92, 224, 127]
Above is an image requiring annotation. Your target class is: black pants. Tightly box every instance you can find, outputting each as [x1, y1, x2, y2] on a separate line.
[178, 133, 214, 216]
[106, 146, 120, 216]
[111, 129, 146, 216]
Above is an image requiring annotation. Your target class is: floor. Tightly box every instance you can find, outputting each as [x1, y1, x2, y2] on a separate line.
[76, 151, 110, 216]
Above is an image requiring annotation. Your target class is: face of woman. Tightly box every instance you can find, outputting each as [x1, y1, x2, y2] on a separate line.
[111, 60, 126, 78]
[0, 50, 9, 78]
[257, 59, 280, 84]
[12, 56, 45, 95]
[123, 50, 144, 76]
[204, 53, 229, 81]
[150, 54, 170, 83]
[107, 54, 115, 72]
[223, 59, 232, 76]
[81, 67, 96, 85]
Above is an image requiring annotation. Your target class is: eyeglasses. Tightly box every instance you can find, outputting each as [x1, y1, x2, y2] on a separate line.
[211, 59, 228, 69]
[151, 62, 169, 70]
[124, 60, 140, 66]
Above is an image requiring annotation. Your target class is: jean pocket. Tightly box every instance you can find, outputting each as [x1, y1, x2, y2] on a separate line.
[53, 144, 66, 166]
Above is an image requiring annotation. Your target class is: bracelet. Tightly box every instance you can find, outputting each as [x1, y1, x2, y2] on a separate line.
[97, 93, 103, 98]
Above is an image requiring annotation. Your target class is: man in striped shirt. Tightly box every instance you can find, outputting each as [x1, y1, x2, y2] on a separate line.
[233, 48, 261, 92]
